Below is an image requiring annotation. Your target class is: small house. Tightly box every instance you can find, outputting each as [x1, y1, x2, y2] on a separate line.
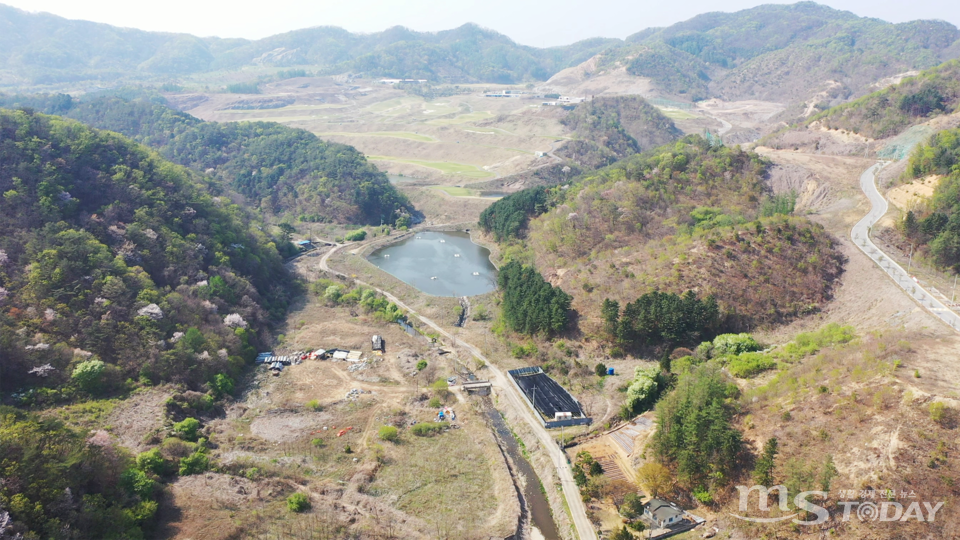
[372, 335, 384, 352]
[295, 240, 312, 251]
[644, 498, 684, 528]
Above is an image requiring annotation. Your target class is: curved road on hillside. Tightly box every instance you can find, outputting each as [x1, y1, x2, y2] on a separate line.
[852, 162, 960, 332]
[319, 244, 598, 540]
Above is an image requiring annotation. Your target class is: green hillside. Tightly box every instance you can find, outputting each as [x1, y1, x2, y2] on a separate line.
[0, 93, 412, 224]
[899, 129, 960, 273]
[490, 136, 844, 338]
[808, 60, 960, 139]
[0, 108, 294, 396]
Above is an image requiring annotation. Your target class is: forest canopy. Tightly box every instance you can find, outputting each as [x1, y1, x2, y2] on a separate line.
[0, 108, 291, 396]
[0, 94, 413, 225]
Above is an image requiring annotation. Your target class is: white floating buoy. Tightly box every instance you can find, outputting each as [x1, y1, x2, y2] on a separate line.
[430, 276, 438, 280]
[439, 239, 446, 243]
[454, 254, 461, 258]
[472, 272, 479, 276]
[384, 254, 390, 257]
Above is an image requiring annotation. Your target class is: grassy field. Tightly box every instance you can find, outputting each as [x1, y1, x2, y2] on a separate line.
[426, 112, 494, 125]
[315, 131, 438, 142]
[656, 107, 699, 120]
[430, 185, 478, 197]
[369, 156, 495, 178]
[462, 127, 514, 136]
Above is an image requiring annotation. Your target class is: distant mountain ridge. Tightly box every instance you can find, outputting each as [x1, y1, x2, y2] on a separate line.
[604, 2, 960, 102]
[2, 1, 959, 107]
[0, 4, 619, 86]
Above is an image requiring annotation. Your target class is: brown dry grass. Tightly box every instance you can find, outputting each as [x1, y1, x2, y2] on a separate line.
[722, 329, 960, 539]
[162, 284, 521, 540]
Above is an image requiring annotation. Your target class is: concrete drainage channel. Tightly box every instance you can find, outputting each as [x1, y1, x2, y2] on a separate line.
[484, 403, 561, 540]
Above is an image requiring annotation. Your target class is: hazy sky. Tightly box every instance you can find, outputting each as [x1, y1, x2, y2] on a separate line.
[6, 0, 960, 47]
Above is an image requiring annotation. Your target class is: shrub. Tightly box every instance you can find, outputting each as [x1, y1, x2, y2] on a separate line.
[930, 402, 949, 425]
[595, 362, 608, 377]
[345, 229, 367, 242]
[71, 359, 106, 393]
[324, 285, 343, 303]
[712, 333, 762, 356]
[620, 492, 644, 519]
[178, 450, 209, 475]
[173, 417, 201, 441]
[120, 468, 157, 499]
[210, 373, 234, 398]
[311, 438, 325, 448]
[378, 425, 399, 442]
[430, 380, 450, 400]
[411, 422, 445, 436]
[136, 448, 168, 476]
[692, 486, 714, 504]
[726, 352, 776, 378]
[416, 359, 428, 371]
[306, 399, 322, 411]
[428, 397, 442, 408]
[287, 492, 311, 513]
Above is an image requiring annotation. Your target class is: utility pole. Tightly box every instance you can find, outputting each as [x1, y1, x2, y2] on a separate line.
[907, 244, 914, 272]
[953, 274, 958, 304]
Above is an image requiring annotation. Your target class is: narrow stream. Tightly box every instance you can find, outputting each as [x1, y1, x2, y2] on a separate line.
[484, 404, 561, 540]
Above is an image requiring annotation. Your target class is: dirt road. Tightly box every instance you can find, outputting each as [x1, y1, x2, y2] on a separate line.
[320, 242, 598, 540]
[853, 162, 960, 332]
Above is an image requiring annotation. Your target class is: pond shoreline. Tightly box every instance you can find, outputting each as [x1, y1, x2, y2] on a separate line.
[367, 229, 497, 297]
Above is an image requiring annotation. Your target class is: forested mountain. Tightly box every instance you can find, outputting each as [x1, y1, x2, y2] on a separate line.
[582, 2, 960, 103]
[0, 108, 294, 396]
[4, 1, 959, 100]
[0, 4, 618, 86]
[213, 24, 621, 84]
[0, 93, 411, 223]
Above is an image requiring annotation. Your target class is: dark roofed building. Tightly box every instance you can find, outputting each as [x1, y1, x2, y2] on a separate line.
[644, 498, 684, 528]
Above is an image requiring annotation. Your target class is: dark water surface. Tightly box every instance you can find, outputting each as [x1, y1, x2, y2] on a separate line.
[367, 231, 497, 297]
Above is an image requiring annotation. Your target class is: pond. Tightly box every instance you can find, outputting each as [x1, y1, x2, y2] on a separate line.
[367, 231, 497, 297]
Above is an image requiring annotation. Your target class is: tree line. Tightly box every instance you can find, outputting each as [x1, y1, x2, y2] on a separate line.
[497, 261, 571, 335]
[478, 186, 549, 241]
[601, 290, 720, 350]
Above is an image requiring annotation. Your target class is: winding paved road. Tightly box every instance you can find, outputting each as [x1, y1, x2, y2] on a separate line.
[319, 243, 598, 540]
[852, 162, 960, 332]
